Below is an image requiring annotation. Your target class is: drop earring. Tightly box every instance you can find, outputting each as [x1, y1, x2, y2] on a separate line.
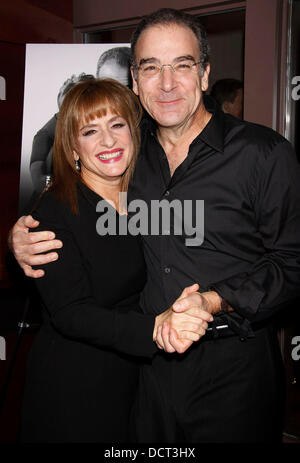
[75, 159, 81, 171]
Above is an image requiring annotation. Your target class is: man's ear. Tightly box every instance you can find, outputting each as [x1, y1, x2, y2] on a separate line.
[201, 63, 210, 92]
[131, 66, 139, 96]
[222, 101, 230, 114]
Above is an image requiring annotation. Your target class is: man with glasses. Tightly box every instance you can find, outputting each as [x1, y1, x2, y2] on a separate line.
[10, 8, 300, 442]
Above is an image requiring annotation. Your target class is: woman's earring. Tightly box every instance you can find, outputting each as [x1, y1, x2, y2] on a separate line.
[75, 159, 81, 171]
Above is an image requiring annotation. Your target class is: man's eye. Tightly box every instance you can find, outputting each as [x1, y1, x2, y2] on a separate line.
[175, 63, 192, 71]
[144, 65, 158, 72]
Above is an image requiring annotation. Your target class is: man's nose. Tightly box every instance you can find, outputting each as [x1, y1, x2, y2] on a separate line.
[159, 65, 177, 92]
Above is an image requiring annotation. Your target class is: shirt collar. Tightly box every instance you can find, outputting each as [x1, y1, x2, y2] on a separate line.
[197, 95, 225, 153]
[141, 94, 225, 154]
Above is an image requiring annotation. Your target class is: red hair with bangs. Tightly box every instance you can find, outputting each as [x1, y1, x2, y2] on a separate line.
[50, 78, 142, 214]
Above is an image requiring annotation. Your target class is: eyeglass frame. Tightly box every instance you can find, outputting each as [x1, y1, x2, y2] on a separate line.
[135, 60, 202, 78]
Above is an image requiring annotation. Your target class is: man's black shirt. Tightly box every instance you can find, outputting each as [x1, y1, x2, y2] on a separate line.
[128, 97, 300, 336]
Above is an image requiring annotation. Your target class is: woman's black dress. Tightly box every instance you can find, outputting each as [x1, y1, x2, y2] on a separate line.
[20, 182, 156, 443]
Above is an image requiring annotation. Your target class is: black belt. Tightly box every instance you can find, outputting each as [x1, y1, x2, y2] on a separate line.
[204, 318, 270, 342]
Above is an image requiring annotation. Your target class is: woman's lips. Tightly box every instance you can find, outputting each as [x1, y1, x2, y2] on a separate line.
[96, 149, 124, 163]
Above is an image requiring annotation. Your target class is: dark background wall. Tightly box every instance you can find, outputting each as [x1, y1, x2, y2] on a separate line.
[0, 0, 73, 442]
[0, 0, 73, 287]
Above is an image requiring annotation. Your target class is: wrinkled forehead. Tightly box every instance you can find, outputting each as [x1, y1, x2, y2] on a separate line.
[135, 23, 200, 63]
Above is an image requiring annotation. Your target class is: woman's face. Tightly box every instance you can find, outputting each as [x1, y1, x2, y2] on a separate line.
[74, 109, 134, 188]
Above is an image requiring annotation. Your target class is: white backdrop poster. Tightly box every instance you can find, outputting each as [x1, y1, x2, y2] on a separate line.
[19, 43, 130, 215]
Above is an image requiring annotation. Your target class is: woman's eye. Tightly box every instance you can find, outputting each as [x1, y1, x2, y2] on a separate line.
[112, 123, 125, 129]
[82, 129, 96, 136]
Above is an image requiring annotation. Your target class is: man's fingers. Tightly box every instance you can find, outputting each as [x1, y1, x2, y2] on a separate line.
[173, 294, 200, 312]
[172, 304, 213, 323]
[23, 215, 40, 228]
[27, 231, 57, 243]
[200, 320, 208, 331]
[173, 296, 213, 322]
[25, 239, 63, 256]
[13, 239, 62, 260]
[178, 283, 199, 300]
[23, 252, 59, 267]
[184, 308, 213, 323]
[174, 319, 208, 334]
[178, 329, 206, 341]
[14, 215, 39, 232]
[23, 265, 45, 279]
[181, 320, 209, 332]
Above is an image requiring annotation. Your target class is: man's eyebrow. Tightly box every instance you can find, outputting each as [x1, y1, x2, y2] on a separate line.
[138, 55, 197, 66]
[138, 57, 158, 66]
[174, 55, 197, 63]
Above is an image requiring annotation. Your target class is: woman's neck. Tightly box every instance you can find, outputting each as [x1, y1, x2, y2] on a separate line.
[80, 172, 124, 213]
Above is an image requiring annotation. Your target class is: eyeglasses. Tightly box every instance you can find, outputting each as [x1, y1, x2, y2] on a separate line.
[136, 61, 201, 78]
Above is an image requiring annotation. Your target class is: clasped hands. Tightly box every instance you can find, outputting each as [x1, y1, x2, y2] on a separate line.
[153, 284, 221, 354]
[9, 216, 222, 355]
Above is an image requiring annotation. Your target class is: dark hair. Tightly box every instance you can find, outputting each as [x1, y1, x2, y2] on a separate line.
[51, 78, 142, 214]
[131, 8, 210, 75]
[210, 78, 243, 106]
[96, 47, 131, 81]
[57, 73, 94, 109]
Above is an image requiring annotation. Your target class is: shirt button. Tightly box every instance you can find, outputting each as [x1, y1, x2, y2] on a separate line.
[164, 267, 171, 274]
[164, 190, 170, 196]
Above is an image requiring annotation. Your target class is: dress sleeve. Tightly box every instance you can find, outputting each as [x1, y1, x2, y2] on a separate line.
[211, 140, 300, 334]
[31, 195, 157, 358]
[30, 118, 56, 193]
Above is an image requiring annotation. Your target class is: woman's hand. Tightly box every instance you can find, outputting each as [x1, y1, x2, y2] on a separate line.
[153, 284, 214, 354]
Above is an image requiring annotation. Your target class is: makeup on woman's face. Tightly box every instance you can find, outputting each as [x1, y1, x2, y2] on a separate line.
[74, 110, 134, 187]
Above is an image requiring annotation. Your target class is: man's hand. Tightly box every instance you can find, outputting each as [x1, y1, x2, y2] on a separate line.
[9, 215, 63, 278]
[172, 290, 222, 316]
[159, 290, 232, 353]
[153, 284, 214, 354]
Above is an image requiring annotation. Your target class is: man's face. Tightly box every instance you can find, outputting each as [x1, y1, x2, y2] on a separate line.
[99, 59, 130, 87]
[223, 88, 243, 119]
[132, 24, 210, 130]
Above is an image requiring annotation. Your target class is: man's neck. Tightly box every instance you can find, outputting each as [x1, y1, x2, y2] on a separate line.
[157, 105, 212, 175]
